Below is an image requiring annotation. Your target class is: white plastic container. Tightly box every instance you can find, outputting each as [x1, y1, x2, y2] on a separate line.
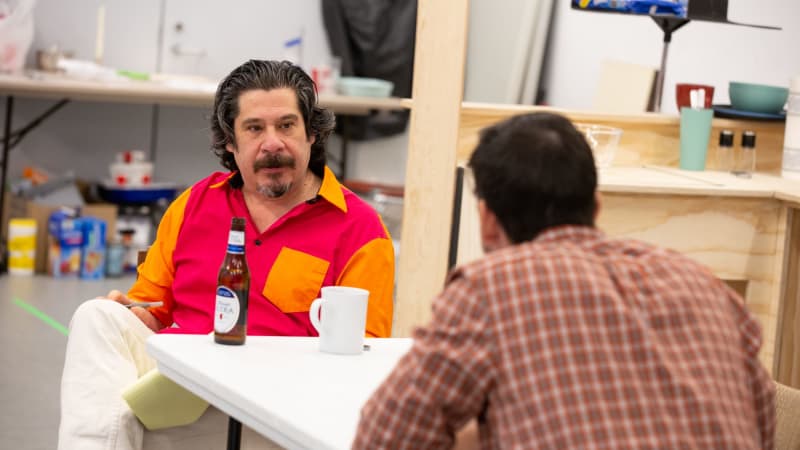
[8, 217, 36, 275]
[110, 161, 153, 187]
[0, 0, 35, 73]
[781, 75, 800, 179]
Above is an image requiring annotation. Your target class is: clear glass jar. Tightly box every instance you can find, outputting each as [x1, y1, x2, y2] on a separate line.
[734, 131, 756, 178]
[717, 130, 734, 172]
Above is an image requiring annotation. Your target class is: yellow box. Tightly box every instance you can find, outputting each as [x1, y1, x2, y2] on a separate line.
[8, 217, 36, 274]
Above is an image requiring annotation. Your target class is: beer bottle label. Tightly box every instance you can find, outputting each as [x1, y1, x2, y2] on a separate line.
[214, 286, 240, 333]
[227, 230, 245, 254]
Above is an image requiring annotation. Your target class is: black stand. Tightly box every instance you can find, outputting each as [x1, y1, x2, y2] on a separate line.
[447, 166, 464, 271]
[651, 17, 689, 112]
[0, 96, 12, 270]
[227, 417, 242, 450]
[1, 96, 13, 229]
[0, 96, 71, 250]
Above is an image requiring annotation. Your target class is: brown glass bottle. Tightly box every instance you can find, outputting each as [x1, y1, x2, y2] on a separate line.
[214, 217, 250, 345]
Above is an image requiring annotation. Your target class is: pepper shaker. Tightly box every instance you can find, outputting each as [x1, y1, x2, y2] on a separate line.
[717, 130, 734, 172]
[733, 131, 756, 178]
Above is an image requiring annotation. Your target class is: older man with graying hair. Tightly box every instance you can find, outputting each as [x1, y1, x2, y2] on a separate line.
[58, 60, 395, 450]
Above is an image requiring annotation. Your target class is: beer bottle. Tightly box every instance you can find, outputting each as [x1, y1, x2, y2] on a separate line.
[214, 217, 250, 345]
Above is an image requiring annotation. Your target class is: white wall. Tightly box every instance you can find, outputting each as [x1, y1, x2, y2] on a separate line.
[542, 0, 799, 114]
[466, 0, 531, 103]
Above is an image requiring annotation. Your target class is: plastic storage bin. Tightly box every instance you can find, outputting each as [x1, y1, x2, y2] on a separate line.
[0, 0, 35, 73]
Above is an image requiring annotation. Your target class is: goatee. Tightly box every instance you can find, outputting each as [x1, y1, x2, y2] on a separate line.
[257, 178, 291, 198]
[253, 154, 295, 198]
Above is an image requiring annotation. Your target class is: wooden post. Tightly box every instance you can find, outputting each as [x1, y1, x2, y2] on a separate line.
[393, 0, 470, 336]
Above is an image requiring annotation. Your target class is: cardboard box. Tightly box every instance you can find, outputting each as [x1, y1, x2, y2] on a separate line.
[47, 211, 84, 277]
[79, 217, 107, 280]
[3, 193, 117, 273]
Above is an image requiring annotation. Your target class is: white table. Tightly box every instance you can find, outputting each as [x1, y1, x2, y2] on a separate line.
[146, 335, 413, 450]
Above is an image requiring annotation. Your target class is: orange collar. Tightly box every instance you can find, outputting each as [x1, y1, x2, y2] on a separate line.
[217, 166, 347, 213]
[317, 166, 347, 213]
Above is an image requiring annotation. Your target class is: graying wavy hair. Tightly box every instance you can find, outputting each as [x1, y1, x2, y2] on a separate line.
[210, 60, 335, 181]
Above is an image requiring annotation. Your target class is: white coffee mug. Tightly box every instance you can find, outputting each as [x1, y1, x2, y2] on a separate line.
[309, 286, 369, 355]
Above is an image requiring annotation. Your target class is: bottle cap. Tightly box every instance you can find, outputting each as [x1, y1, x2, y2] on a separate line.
[742, 130, 756, 148]
[719, 130, 734, 146]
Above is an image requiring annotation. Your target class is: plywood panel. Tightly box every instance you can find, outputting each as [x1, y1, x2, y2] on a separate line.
[598, 194, 786, 370]
[393, 0, 469, 336]
[455, 167, 484, 267]
[593, 60, 656, 114]
[776, 209, 800, 386]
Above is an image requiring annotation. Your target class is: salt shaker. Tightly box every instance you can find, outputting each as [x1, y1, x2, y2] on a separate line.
[734, 131, 756, 178]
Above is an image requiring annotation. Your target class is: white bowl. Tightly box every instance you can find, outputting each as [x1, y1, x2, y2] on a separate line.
[575, 124, 623, 169]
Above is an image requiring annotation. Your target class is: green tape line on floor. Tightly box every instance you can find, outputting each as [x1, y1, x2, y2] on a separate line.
[13, 298, 69, 336]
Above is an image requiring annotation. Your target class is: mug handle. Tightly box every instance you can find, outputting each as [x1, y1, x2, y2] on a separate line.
[309, 298, 324, 333]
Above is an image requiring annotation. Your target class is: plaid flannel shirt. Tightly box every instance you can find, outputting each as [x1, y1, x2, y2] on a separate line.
[354, 225, 775, 449]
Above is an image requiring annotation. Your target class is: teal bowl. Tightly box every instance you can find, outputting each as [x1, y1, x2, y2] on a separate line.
[729, 81, 788, 114]
[337, 77, 394, 97]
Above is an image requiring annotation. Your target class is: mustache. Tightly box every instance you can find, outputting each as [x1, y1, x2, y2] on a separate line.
[253, 154, 296, 171]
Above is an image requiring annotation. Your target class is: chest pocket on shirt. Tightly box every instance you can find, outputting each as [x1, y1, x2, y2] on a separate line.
[263, 247, 330, 313]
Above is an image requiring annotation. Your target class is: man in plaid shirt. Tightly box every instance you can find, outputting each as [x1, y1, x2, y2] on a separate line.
[353, 112, 775, 449]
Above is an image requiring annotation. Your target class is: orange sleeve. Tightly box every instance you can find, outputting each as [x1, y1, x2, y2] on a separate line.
[127, 187, 191, 328]
[336, 237, 395, 337]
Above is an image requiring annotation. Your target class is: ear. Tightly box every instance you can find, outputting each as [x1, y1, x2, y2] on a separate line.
[478, 200, 509, 253]
[594, 191, 602, 222]
[308, 133, 317, 145]
[225, 142, 236, 153]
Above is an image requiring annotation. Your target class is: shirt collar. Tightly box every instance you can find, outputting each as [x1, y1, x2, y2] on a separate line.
[219, 166, 348, 213]
[532, 225, 604, 245]
[317, 166, 348, 213]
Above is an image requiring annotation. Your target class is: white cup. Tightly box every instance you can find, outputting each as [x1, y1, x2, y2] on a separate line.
[309, 286, 368, 355]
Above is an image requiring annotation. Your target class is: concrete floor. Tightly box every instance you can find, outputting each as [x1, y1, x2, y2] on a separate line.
[0, 273, 137, 450]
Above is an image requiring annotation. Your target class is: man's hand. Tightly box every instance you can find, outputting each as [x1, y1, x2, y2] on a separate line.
[98, 289, 164, 333]
[99, 289, 132, 305]
[453, 419, 479, 450]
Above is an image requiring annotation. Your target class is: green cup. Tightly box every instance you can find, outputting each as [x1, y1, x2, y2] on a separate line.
[679, 107, 713, 171]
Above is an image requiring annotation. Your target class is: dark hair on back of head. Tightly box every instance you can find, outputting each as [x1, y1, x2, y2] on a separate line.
[467, 112, 598, 243]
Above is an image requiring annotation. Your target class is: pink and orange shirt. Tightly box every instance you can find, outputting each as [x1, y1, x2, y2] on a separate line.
[128, 166, 394, 337]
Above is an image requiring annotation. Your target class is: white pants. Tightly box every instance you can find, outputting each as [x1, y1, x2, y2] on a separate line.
[58, 299, 281, 450]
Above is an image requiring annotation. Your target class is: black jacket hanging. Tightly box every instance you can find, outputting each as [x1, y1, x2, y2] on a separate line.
[322, 0, 417, 140]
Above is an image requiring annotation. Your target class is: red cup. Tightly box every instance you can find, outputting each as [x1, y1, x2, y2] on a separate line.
[676, 83, 715, 110]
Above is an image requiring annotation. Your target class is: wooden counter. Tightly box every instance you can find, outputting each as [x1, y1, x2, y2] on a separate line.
[600, 166, 788, 197]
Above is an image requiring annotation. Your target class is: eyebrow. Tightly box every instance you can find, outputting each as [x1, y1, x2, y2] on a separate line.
[239, 114, 299, 127]
[277, 114, 300, 122]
